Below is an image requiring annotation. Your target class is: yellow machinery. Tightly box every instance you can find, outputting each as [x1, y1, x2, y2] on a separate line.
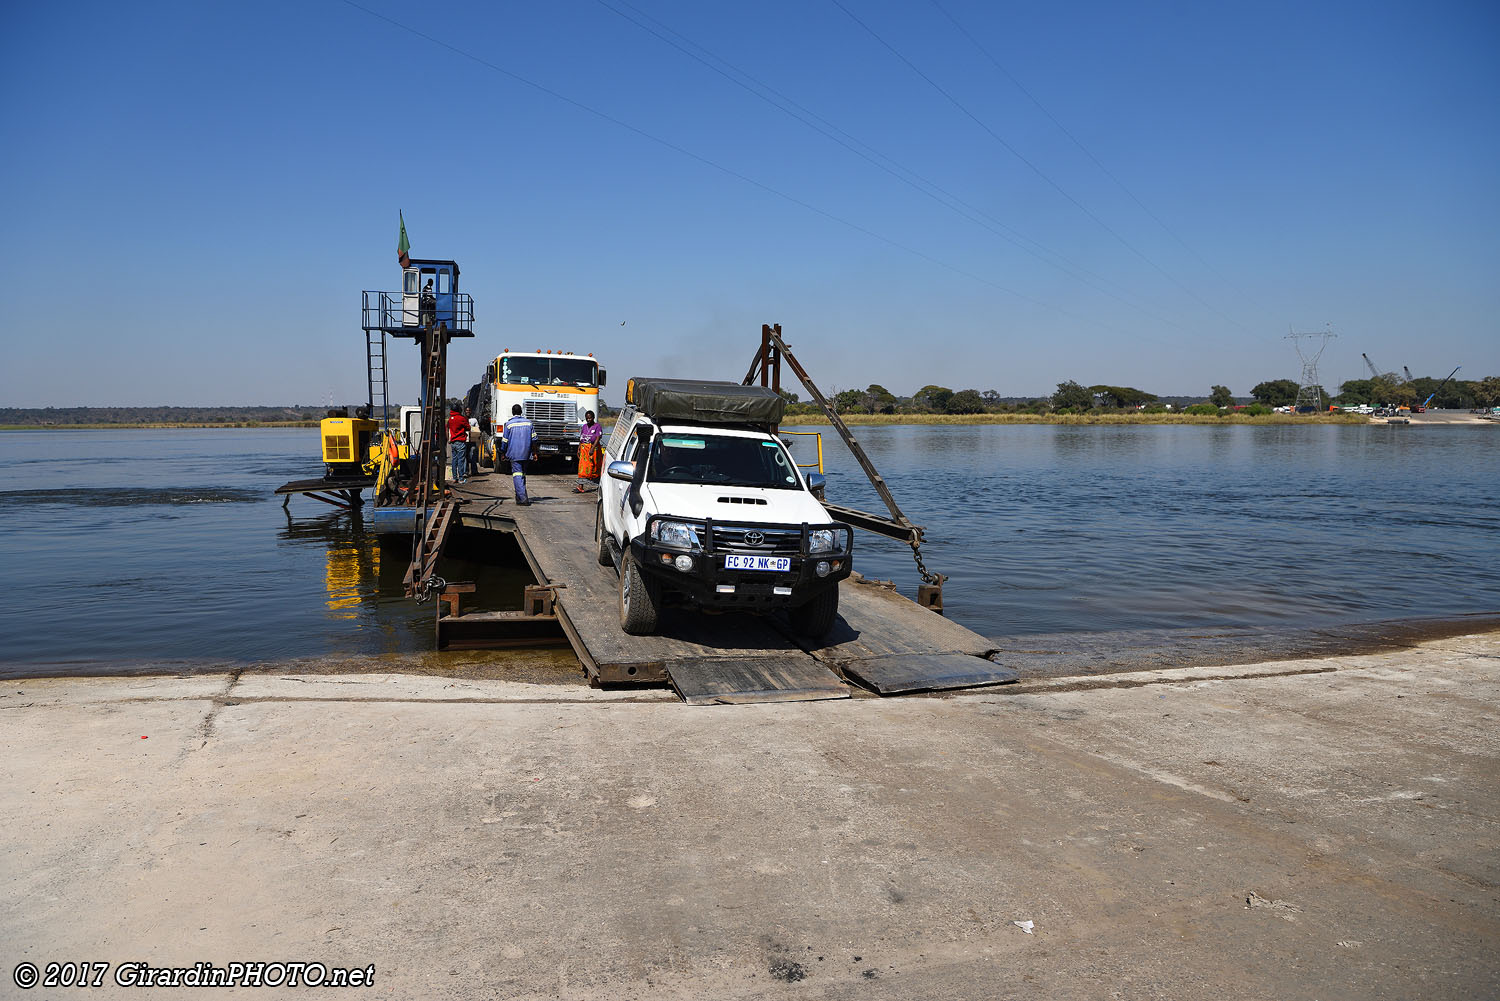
[320, 414, 379, 478]
[364, 425, 410, 503]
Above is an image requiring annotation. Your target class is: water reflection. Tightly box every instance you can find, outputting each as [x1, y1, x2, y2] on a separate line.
[324, 535, 377, 617]
[279, 509, 538, 647]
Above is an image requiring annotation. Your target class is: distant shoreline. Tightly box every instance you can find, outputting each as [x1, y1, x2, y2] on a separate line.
[4, 412, 1492, 431]
[783, 412, 1371, 426]
[0, 422, 322, 430]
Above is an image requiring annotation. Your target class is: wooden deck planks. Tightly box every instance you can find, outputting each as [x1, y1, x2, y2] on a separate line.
[453, 473, 845, 695]
[448, 470, 1015, 699]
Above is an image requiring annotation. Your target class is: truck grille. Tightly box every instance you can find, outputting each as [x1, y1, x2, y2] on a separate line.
[523, 399, 578, 435]
[712, 525, 804, 556]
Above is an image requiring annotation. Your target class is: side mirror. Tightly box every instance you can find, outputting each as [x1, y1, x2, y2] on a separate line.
[598, 369, 608, 387]
[607, 460, 635, 482]
[806, 472, 826, 500]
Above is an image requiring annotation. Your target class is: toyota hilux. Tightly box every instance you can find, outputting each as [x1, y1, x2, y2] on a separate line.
[597, 378, 853, 637]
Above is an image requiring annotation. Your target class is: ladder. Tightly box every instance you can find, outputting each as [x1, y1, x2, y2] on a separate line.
[403, 497, 457, 599]
[365, 330, 390, 428]
[405, 322, 454, 599]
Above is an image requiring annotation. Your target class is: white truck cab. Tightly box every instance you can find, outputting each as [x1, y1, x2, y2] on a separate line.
[598, 379, 853, 637]
[476, 351, 604, 467]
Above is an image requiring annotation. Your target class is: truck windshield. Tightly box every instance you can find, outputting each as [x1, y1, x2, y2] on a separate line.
[648, 434, 802, 490]
[499, 356, 598, 388]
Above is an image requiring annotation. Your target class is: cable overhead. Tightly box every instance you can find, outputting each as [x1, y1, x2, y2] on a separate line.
[927, 0, 1266, 325]
[337, 0, 1146, 339]
[831, 0, 1250, 334]
[594, 0, 1189, 333]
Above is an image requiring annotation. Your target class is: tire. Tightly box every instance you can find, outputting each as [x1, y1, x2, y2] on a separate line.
[596, 502, 614, 567]
[618, 547, 661, 635]
[788, 586, 839, 638]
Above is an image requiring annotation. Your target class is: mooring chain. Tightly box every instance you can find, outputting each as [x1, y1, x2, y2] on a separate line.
[414, 574, 447, 604]
[909, 539, 940, 585]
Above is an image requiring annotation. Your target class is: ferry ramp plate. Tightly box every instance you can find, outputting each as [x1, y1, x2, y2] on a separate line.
[837, 653, 1019, 695]
[667, 656, 849, 705]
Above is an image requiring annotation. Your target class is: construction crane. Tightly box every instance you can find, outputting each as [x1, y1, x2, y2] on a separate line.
[1362, 351, 1402, 407]
[1416, 366, 1462, 412]
[1403, 366, 1415, 384]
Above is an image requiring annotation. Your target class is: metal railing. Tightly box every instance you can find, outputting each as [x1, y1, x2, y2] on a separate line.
[361, 290, 475, 332]
[779, 430, 824, 472]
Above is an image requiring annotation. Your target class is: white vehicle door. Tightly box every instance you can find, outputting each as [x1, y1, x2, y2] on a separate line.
[601, 420, 646, 543]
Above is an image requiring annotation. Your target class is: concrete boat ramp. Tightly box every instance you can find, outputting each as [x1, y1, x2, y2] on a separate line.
[443, 471, 1016, 704]
[4, 633, 1497, 999]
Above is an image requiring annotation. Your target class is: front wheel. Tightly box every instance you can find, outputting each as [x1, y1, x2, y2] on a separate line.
[618, 548, 661, 635]
[596, 502, 614, 567]
[788, 586, 839, 638]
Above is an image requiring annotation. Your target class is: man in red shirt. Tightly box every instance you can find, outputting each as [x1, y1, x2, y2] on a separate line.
[447, 404, 470, 485]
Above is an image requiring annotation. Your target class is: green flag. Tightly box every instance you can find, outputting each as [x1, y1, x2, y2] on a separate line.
[397, 212, 411, 268]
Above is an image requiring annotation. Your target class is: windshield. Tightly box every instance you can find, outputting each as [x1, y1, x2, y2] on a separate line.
[498, 356, 598, 388]
[647, 433, 802, 490]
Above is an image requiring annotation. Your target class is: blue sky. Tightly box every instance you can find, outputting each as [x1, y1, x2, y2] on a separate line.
[2, 0, 1495, 407]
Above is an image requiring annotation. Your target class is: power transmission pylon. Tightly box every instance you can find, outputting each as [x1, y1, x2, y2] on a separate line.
[1287, 326, 1336, 411]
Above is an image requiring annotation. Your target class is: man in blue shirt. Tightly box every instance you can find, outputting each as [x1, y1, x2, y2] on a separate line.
[500, 404, 534, 505]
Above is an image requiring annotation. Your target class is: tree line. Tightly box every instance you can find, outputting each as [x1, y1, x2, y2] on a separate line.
[1, 406, 326, 425]
[1240, 375, 1498, 409]
[785, 373, 1500, 417]
[10, 372, 1496, 425]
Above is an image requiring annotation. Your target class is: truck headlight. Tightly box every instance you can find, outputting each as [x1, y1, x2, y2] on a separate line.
[651, 519, 701, 550]
[808, 528, 847, 554]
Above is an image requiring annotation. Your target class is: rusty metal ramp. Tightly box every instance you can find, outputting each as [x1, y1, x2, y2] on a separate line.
[837, 653, 1018, 695]
[666, 656, 849, 705]
[799, 577, 1020, 695]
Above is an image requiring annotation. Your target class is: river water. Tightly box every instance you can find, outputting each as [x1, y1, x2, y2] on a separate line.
[2, 424, 1496, 677]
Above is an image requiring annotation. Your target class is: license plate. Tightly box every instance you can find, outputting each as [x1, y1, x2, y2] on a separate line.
[724, 554, 791, 572]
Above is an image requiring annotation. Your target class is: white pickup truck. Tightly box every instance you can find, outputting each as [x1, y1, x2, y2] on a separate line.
[597, 379, 853, 637]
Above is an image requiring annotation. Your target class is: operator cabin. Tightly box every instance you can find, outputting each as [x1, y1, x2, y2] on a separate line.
[400, 259, 460, 330]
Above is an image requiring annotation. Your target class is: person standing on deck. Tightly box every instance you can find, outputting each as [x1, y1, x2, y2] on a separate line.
[447, 404, 469, 485]
[573, 411, 603, 493]
[465, 407, 480, 477]
[500, 404, 534, 505]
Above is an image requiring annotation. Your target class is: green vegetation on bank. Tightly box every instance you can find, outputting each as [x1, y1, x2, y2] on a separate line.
[8, 368, 1497, 429]
[787, 371, 1500, 420]
[0, 421, 319, 430]
[783, 411, 1369, 426]
[0, 406, 325, 427]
